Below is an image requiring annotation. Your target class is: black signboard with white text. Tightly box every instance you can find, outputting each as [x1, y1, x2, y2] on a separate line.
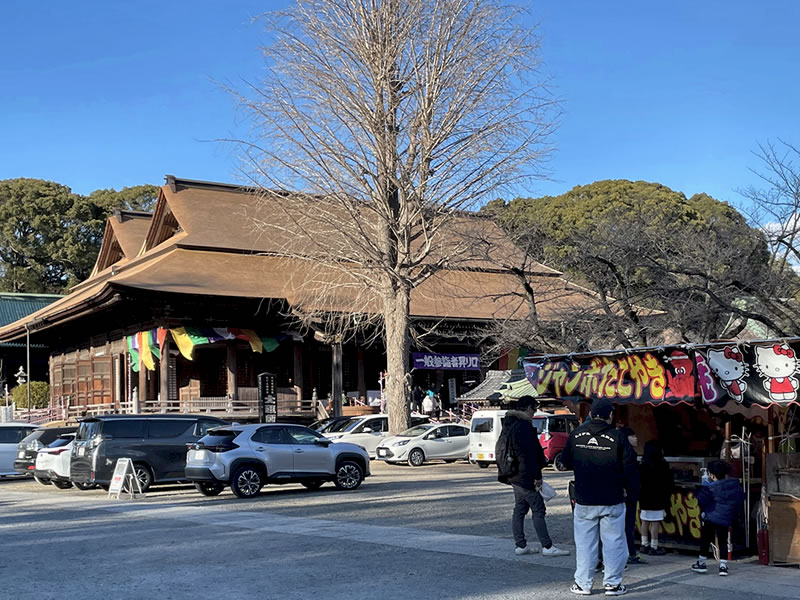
[258, 372, 277, 423]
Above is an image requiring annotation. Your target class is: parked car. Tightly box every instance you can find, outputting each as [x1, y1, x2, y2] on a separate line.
[325, 414, 429, 458]
[533, 413, 578, 470]
[70, 414, 227, 492]
[376, 423, 470, 466]
[185, 423, 370, 498]
[33, 434, 77, 489]
[309, 416, 356, 434]
[468, 409, 506, 468]
[0, 423, 38, 476]
[469, 409, 574, 469]
[14, 426, 76, 478]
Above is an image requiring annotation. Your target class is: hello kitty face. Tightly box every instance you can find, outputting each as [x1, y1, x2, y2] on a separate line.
[707, 348, 747, 381]
[754, 344, 798, 378]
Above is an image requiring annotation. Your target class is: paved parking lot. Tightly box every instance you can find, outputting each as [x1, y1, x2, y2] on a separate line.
[2, 461, 796, 599]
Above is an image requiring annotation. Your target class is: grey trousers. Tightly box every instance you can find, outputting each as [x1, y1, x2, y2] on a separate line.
[512, 484, 553, 549]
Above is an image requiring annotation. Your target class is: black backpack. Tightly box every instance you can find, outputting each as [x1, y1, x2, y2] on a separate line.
[495, 422, 518, 484]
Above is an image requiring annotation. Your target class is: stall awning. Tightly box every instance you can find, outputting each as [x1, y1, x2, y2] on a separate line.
[522, 339, 800, 412]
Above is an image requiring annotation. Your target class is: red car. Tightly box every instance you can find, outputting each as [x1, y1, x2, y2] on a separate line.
[532, 413, 578, 471]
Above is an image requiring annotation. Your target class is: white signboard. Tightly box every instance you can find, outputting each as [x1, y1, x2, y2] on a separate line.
[107, 457, 144, 500]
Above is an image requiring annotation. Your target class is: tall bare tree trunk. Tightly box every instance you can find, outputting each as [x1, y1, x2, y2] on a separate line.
[383, 282, 410, 434]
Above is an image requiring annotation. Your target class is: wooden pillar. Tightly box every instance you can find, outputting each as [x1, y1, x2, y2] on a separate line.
[226, 341, 238, 401]
[357, 347, 367, 401]
[723, 421, 732, 461]
[332, 341, 343, 417]
[159, 337, 170, 411]
[138, 362, 147, 410]
[293, 341, 304, 400]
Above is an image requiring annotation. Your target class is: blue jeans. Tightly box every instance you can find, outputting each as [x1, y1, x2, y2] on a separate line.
[512, 484, 552, 549]
[573, 503, 627, 589]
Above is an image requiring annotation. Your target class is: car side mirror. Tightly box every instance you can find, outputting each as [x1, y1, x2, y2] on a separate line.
[362, 427, 373, 433]
[314, 438, 331, 446]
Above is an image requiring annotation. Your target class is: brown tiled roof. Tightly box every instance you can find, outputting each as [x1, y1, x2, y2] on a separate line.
[0, 177, 625, 342]
[91, 211, 152, 276]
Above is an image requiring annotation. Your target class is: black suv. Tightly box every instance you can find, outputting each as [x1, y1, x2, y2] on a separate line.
[70, 414, 227, 491]
[14, 426, 77, 477]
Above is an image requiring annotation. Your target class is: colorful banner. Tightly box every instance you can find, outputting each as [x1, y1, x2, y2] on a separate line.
[522, 340, 800, 409]
[523, 348, 691, 406]
[412, 352, 481, 371]
[128, 327, 287, 363]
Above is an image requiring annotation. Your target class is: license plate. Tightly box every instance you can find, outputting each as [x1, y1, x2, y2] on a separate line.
[377, 448, 387, 457]
[18, 451, 25, 458]
[190, 449, 208, 462]
[77, 447, 85, 457]
[477, 453, 485, 460]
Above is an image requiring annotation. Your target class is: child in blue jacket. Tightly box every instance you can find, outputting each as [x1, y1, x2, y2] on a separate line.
[691, 460, 745, 576]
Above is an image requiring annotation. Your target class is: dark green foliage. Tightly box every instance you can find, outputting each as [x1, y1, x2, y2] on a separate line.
[0, 179, 158, 293]
[485, 179, 783, 344]
[11, 381, 50, 409]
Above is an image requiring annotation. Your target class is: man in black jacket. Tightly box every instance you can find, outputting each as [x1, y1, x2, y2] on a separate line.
[560, 398, 638, 596]
[504, 395, 569, 557]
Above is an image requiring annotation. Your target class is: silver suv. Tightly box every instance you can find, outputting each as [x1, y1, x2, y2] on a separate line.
[185, 423, 370, 498]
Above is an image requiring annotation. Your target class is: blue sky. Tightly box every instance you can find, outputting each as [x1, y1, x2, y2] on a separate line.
[1, 1, 798, 208]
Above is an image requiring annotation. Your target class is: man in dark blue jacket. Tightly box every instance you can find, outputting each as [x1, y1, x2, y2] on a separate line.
[560, 398, 638, 596]
[504, 395, 570, 557]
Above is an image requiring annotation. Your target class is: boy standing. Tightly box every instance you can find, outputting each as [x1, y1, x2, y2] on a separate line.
[691, 460, 745, 576]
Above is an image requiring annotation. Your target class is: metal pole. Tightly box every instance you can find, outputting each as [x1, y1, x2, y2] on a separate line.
[26, 324, 31, 423]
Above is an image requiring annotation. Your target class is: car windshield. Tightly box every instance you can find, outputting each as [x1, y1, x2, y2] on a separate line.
[399, 424, 434, 437]
[48, 435, 74, 448]
[342, 418, 368, 433]
[318, 419, 353, 433]
[75, 420, 101, 441]
[471, 417, 494, 433]
[532, 418, 545, 434]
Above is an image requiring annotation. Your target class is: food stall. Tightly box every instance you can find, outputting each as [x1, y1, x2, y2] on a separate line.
[522, 339, 800, 562]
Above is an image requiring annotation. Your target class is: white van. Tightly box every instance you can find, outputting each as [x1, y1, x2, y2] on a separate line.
[468, 409, 554, 469]
[468, 410, 506, 468]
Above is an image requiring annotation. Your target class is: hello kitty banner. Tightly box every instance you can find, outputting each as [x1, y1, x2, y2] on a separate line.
[695, 342, 800, 408]
[523, 341, 800, 410]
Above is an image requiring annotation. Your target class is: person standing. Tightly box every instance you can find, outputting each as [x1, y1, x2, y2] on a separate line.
[691, 460, 745, 576]
[560, 398, 638, 596]
[617, 427, 645, 565]
[422, 390, 434, 417]
[638, 440, 674, 556]
[412, 385, 424, 413]
[502, 395, 570, 557]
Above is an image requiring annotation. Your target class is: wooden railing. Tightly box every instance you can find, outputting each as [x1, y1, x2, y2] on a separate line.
[49, 386, 315, 422]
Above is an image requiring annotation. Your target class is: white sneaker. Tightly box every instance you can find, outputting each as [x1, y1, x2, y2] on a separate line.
[515, 546, 538, 555]
[542, 545, 570, 556]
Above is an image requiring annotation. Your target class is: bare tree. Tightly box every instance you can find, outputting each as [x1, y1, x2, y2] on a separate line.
[236, 0, 555, 433]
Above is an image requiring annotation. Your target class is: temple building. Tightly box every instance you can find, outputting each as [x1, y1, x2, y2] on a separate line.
[0, 176, 602, 421]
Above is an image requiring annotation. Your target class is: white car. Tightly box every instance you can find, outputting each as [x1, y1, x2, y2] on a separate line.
[325, 414, 430, 458]
[33, 434, 75, 489]
[0, 423, 38, 476]
[376, 423, 470, 466]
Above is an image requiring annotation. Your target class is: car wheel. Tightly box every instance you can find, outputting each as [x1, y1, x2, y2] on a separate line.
[133, 463, 153, 492]
[302, 480, 324, 490]
[33, 475, 51, 486]
[553, 452, 568, 471]
[74, 481, 96, 491]
[194, 482, 225, 496]
[477, 461, 490, 469]
[334, 460, 364, 490]
[407, 448, 425, 467]
[53, 480, 73, 490]
[231, 466, 263, 498]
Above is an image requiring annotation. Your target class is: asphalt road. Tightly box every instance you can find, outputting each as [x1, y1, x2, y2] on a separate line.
[1, 461, 796, 599]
